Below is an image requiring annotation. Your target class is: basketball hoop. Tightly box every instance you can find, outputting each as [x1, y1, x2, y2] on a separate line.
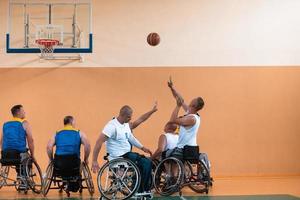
[36, 39, 59, 59]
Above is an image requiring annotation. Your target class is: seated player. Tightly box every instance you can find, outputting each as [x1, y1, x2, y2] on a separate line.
[0, 105, 35, 179]
[46, 116, 90, 192]
[92, 103, 157, 194]
[167, 78, 204, 159]
[151, 122, 178, 160]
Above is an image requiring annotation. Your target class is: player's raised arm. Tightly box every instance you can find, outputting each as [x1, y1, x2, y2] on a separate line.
[130, 102, 158, 130]
[168, 77, 189, 112]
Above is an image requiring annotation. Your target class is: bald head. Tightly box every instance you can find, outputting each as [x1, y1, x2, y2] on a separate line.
[118, 105, 133, 123]
[119, 105, 132, 116]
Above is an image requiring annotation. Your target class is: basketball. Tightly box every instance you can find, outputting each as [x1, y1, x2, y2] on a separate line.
[147, 32, 160, 46]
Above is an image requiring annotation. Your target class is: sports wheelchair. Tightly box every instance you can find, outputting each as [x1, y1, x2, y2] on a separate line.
[153, 146, 213, 196]
[42, 158, 94, 197]
[0, 150, 43, 194]
[97, 153, 155, 200]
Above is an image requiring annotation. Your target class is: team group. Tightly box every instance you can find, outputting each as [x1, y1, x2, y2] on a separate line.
[0, 79, 205, 194]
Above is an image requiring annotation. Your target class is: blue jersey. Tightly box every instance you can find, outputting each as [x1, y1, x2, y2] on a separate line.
[55, 127, 81, 157]
[2, 118, 27, 152]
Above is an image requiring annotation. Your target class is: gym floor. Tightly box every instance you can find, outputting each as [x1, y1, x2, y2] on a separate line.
[0, 176, 299, 199]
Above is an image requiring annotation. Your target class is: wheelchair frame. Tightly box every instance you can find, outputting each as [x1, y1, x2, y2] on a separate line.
[0, 154, 43, 194]
[97, 155, 141, 200]
[153, 155, 212, 196]
[42, 161, 94, 197]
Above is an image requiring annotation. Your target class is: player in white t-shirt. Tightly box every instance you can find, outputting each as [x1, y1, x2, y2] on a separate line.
[91, 103, 157, 193]
[151, 122, 178, 160]
[167, 78, 204, 159]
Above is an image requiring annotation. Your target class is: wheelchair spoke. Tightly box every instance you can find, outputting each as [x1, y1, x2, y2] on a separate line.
[110, 167, 120, 179]
[120, 167, 129, 180]
[104, 169, 110, 190]
[120, 179, 132, 194]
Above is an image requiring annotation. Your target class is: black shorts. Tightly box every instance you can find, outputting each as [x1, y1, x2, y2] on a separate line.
[0, 150, 22, 165]
[54, 154, 81, 178]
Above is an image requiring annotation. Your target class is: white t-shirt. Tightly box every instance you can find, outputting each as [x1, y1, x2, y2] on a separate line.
[164, 133, 179, 151]
[177, 114, 200, 148]
[102, 118, 143, 159]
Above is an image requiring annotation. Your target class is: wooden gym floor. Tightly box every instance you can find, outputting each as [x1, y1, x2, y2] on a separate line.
[0, 176, 299, 199]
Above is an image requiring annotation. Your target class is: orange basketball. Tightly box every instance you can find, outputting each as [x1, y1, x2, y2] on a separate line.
[147, 32, 160, 46]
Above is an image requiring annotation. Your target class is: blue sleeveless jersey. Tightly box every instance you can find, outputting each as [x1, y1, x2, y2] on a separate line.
[2, 120, 27, 152]
[55, 129, 81, 157]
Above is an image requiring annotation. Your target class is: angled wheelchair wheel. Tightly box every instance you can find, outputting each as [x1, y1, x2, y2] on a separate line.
[81, 162, 94, 196]
[0, 165, 9, 189]
[97, 158, 141, 200]
[153, 157, 184, 196]
[186, 160, 210, 193]
[150, 159, 159, 190]
[42, 162, 54, 196]
[25, 157, 43, 194]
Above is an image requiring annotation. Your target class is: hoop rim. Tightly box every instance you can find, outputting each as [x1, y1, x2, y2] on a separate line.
[35, 39, 59, 47]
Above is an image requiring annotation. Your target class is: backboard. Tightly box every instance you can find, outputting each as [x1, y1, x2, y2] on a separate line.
[6, 0, 93, 53]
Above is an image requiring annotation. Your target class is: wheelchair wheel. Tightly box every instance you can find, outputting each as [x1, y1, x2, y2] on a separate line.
[97, 158, 140, 200]
[153, 157, 184, 196]
[150, 159, 159, 190]
[186, 160, 210, 193]
[81, 162, 95, 196]
[0, 165, 9, 189]
[42, 162, 54, 196]
[25, 157, 43, 194]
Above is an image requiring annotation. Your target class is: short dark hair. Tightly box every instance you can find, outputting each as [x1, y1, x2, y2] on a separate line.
[165, 122, 177, 132]
[64, 116, 74, 125]
[11, 105, 23, 116]
[195, 97, 205, 111]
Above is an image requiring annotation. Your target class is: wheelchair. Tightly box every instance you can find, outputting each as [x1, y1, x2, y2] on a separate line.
[97, 153, 154, 200]
[42, 159, 94, 197]
[153, 146, 213, 196]
[0, 150, 43, 194]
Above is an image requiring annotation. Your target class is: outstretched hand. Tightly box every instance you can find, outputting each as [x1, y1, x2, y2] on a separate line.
[168, 76, 174, 89]
[141, 147, 153, 156]
[152, 101, 158, 112]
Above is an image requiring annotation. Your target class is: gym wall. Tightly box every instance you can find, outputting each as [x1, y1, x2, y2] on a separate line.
[0, 67, 299, 177]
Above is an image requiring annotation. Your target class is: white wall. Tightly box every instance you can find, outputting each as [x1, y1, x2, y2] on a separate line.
[0, 0, 300, 67]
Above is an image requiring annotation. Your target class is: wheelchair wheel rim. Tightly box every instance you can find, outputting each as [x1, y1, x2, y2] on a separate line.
[153, 157, 184, 196]
[25, 158, 43, 194]
[97, 158, 141, 200]
[186, 160, 210, 193]
[0, 165, 9, 189]
[42, 162, 53, 196]
[81, 162, 95, 196]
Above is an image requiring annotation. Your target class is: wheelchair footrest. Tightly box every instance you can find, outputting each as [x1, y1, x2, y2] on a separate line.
[133, 192, 153, 199]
